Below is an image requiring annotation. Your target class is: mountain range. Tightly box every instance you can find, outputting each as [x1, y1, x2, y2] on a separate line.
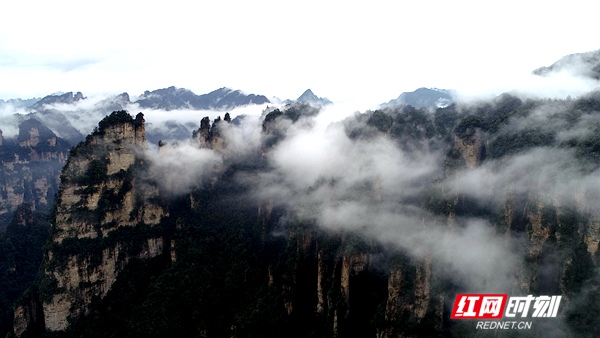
[286, 89, 333, 107]
[381, 87, 454, 109]
[534, 48, 600, 80]
[135, 86, 270, 111]
[22, 87, 271, 112]
[4, 87, 335, 113]
[3, 85, 456, 120]
[0, 97, 40, 109]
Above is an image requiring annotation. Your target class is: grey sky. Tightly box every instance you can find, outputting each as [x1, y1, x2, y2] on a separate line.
[1, 0, 599, 106]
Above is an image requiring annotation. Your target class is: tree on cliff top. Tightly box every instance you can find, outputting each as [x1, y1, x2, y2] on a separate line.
[95, 110, 134, 134]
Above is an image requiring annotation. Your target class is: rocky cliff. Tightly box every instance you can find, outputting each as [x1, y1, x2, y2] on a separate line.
[0, 119, 70, 216]
[29, 92, 85, 111]
[454, 127, 485, 168]
[12, 111, 169, 335]
[191, 113, 232, 152]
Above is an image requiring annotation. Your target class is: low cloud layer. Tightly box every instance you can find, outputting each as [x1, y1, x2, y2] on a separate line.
[448, 147, 599, 208]
[142, 109, 265, 196]
[0, 93, 269, 144]
[454, 70, 600, 102]
[139, 96, 600, 295]
[199, 106, 521, 292]
[143, 141, 223, 196]
[0, 104, 27, 137]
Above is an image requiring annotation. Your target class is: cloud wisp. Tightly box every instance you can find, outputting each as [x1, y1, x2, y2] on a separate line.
[139, 96, 600, 294]
[210, 106, 524, 292]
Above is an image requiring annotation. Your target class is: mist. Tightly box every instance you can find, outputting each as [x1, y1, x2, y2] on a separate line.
[141, 109, 266, 196]
[143, 141, 223, 196]
[256, 108, 527, 292]
[453, 65, 600, 103]
[0, 104, 27, 137]
[448, 147, 598, 208]
[134, 85, 600, 322]
[3, 83, 596, 298]
[0, 93, 270, 146]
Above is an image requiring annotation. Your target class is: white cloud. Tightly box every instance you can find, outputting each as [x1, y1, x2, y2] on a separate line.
[233, 105, 527, 291]
[0, 105, 26, 138]
[1, 1, 599, 106]
[143, 141, 223, 196]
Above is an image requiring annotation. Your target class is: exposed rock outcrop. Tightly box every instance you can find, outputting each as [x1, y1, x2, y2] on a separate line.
[13, 111, 168, 335]
[30, 92, 85, 111]
[0, 119, 69, 215]
[192, 114, 232, 151]
[454, 127, 485, 168]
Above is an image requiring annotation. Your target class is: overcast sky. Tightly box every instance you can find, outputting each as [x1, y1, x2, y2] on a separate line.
[1, 0, 599, 107]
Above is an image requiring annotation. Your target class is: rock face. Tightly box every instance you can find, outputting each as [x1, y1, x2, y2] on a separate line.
[585, 217, 600, 257]
[454, 127, 485, 168]
[52, 112, 158, 243]
[192, 114, 232, 151]
[13, 111, 168, 334]
[295, 89, 332, 107]
[0, 119, 70, 215]
[30, 92, 85, 111]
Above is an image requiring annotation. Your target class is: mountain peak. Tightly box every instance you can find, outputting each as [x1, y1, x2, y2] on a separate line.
[30, 92, 86, 110]
[298, 89, 315, 99]
[295, 89, 332, 107]
[211, 87, 233, 94]
[17, 118, 57, 145]
[382, 87, 454, 109]
[533, 48, 600, 80]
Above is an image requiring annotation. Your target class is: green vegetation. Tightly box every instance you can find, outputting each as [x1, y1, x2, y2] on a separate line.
[390, 106, 436, 140]
[96, 110, 133, 134]
[80, 159, 109, 186]
[367, 110, 393, 133]
[263, 109, 283, 127]
[454, 115, 485, 137]
[263, 103, 320, 131]
[42, 223, 166, 275]
[570, 122, 600, 164]
[282, 103, 320, 122]
[262, 104, 321, 148]
[31, 169, 397, 337]
[487, 128, 555, 159]
[0, 205, 50, 337]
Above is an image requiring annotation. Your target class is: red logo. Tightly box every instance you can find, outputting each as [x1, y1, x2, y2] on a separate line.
[451, 294, 508, 319]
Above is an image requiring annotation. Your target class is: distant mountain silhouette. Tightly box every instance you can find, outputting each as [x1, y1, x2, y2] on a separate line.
[533, 49, 600, 80]
[135, 86, 270, 110]
[283, 89, 332, 107]
[296, 89, 332, 106]
[29, 92, 85, 110]
[382, 88, 453, 109]
[27, 110, 84, 145]
[0, 97, 40, 109]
